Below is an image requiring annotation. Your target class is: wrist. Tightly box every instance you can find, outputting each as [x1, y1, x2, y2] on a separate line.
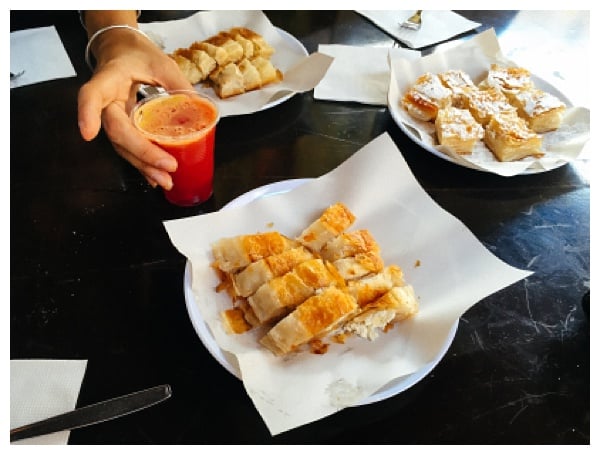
[85, 25, 153, 71]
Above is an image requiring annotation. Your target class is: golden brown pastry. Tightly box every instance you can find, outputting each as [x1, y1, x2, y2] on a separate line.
[247, 258, 343, 324]
[320, 229, 380, 263]
[174, 27, 282, 98]
[438, 69, 477, 108]
[229, 27, 275, 58]
[191, 41, 230, 67]
[479, 63, 533, 100]
[332, 251, 384, 281]
[484, 112, 543, 162]
[463, 87, 517, 126]
[250, 56, 283, 86]
[260, 286, 358, 356]
[402, 72, 453, 122]
[297, 202, 356, 253]
[238, 58, 263, 91]
[172, 48, 217, 82]
[233, 246, 314, 298]
[203, 32, 245, 65]
[510, 87, 566, 133]
[169, 53, 204, 85]
[210, 62, 246, 99]
[343, 285, 418, 340]
[211, 232, 298, 273]
[346, 265, 405, 307]
[435, 106, 485, 155]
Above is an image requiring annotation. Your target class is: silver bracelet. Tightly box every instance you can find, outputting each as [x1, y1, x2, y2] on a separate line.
[84, 24, 151, 71]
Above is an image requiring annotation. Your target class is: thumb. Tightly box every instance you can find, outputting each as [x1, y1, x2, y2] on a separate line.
[77, 82, 105, 141]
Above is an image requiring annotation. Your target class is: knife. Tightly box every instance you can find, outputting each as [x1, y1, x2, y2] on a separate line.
[10, 384, 172, 442]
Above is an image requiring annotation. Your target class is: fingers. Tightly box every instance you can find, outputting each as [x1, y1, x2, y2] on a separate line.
[102, 103, 177, 190]
[77, 82, 105, 141]
[153, 56, 196, 92]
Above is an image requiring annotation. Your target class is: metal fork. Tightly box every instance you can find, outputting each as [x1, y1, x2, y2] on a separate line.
[400, 10, 423, 30]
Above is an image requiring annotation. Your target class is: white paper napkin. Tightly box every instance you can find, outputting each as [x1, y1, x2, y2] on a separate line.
[10, 359, 88, 445]
[10, 26, 77, 89]
[163, 132, 532, 435]
[314, 45, 420, 105]
[357, 10, 481, 49]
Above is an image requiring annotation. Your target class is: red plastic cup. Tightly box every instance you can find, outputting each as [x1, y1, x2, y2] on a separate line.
[131, 90, 220, 206]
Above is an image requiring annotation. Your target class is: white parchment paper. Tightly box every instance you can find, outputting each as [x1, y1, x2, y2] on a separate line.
[388, 28, 590, 176]
[163, 132, 532, 435]
[139, 11, 333, 117]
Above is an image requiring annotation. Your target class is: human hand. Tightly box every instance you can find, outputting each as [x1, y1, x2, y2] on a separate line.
[78, 25, 194, 190]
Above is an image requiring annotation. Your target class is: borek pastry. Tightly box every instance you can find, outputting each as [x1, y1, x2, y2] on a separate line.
[435, 106, 485, 155]
[297, 202, 356, 253]
[260, 286, 358, 356]
[402, 72, 453, 122]
[484, 112, 543, 162]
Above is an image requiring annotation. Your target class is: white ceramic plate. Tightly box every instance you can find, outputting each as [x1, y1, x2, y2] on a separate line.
[140, 27, 308, 114]
[388, 74, 573, 175]
[183, 178, 459, 406]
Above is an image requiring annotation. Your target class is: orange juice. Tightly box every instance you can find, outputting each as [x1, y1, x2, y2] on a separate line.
[132, 91, 219, 206]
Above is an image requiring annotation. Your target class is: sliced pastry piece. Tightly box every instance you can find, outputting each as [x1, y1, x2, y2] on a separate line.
[343, 285, 419, 340]
[250, 56, 283, 86]
[479, 63, 533, 100]
[191, 41, 230, 66]
[435, 106, 485, 155]
[260, 286, 358, 356]
[463, 87, 517, 126]
[173, 48, 217, 82]
[297, 202, 356, 253]
[238, 58, 263, 91]
[211, 231, 298, 273]
[332, 251, 385, 281]
[247, 258, 343, 324]
[204, 32, 245, 65]
[229, 27, 275, 58]
[346, 265, 405, 307]
[211, 62, 246, 99]
[169, 53, 204, 85]
[484, 112, 543, 162]
[510, 87, 566, 133]
[233, 246, 314, 298]
[231, 32, 255, 59]
[438, 69, 477, 107]
[401, 72, 453, 122]
[221, 307, 253, 334]
[320, 229, 381, 263]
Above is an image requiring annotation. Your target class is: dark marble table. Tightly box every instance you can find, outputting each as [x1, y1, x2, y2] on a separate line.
[10, 10, 590, 444]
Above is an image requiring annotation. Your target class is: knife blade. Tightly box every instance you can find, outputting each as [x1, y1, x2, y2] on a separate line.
[10, 384, 172, 442]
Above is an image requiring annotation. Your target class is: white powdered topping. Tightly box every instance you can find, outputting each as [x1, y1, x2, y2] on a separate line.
[415, 73, 452, 102]
[468, 90, 516, 117]
[516, 89, 565, 117]
[440, 108, 484, 139]
[487, 65, 532, 91]
[440, 69, 475, 90]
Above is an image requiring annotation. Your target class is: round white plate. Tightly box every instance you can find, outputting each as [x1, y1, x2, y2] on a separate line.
[140, 27, 307, 114]
[183, 179, 459, 406]
[389, 73, 573, 175]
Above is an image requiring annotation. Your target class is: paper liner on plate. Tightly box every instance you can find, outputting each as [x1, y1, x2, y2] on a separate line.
[388, 28, 590, 176]
[163, 132, 532, 435]
[139, 10, 333, 117]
